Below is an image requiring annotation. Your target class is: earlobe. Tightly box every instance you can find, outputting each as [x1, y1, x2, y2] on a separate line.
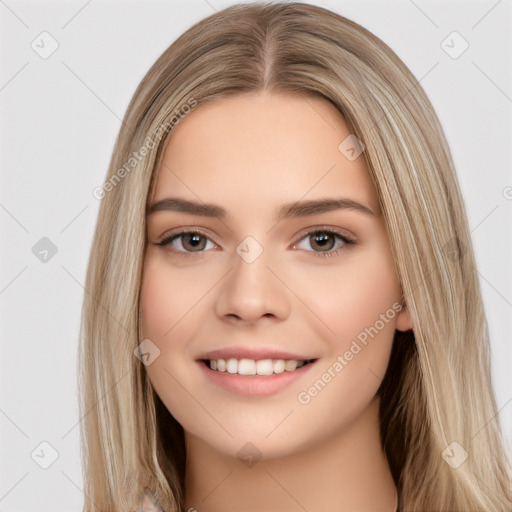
[396, 304, 414, 332]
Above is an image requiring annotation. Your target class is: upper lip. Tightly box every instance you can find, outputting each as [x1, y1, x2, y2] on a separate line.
[197, 346, 317, 361]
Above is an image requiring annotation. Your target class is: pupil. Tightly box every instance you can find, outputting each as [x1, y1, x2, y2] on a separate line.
[312, 232, 334, 251]
[185, 234, 205, 251]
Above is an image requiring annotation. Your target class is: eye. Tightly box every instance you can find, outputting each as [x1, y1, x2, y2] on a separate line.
[292, 228, 355, 257]
[155, 226, 356, 258]
[156, 229, 217, 254]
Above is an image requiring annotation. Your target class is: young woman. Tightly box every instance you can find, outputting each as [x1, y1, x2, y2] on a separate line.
[79, 2, 512, 511]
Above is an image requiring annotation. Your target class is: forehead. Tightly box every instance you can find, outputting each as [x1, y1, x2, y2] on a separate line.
[151, 92, 377, 214]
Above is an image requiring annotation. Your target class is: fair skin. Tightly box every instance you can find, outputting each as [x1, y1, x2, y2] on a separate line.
[141, 91, 413, 512]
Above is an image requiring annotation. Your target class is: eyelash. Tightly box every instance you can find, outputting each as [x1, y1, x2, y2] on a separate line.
[156, 226, 356, 258]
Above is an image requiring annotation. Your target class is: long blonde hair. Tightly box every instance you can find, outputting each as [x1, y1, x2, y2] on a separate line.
[79, 2, 512, 510]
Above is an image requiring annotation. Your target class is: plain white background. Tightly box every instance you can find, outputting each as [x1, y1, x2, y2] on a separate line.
[0, 0, 510, 509]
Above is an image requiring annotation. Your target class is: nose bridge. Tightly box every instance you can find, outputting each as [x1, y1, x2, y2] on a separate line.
[215, 234, 290, 323]
[230, 234, 273, 301]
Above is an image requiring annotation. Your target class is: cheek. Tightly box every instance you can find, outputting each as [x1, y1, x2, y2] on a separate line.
[140, 252, 207, 340]
[295, 249, 401, 343]
[139, 255, 192, 376]
[139, 255, 200, 423]
[291, 249, 401, 416]
[140, 257, 174, 341]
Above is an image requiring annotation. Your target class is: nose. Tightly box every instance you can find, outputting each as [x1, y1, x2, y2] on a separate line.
[214, 245, 291, 326]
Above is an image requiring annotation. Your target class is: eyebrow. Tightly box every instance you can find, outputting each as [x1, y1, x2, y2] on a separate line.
[147, 196, 377, 221]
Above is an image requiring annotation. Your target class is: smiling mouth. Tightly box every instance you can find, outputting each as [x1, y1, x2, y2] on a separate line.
[200, 358, 317, 376]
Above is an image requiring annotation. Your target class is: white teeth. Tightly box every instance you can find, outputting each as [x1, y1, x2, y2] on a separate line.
[238, 359, 256, 375]
[284, 360, 297, 371]
[226, 358, 238, 374]
[273, 359, 285, 374]
[256, 359, 273, 375]
[206, 358, 312, 375]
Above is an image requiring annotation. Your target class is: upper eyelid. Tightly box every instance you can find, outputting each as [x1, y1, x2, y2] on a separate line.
[293, 225, 355, 242]
[157, 227, 219, 246]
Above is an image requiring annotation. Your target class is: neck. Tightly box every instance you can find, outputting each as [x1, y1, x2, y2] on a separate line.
[184, 397, 397, 512]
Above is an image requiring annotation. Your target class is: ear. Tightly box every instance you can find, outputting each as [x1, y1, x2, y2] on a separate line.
[395, 303, 414, 332]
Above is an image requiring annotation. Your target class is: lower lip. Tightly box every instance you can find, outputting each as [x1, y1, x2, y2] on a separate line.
[197, 360, 316, 397]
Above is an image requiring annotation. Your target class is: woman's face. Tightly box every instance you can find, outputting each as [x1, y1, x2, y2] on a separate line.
[140, 91, 412, 460]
